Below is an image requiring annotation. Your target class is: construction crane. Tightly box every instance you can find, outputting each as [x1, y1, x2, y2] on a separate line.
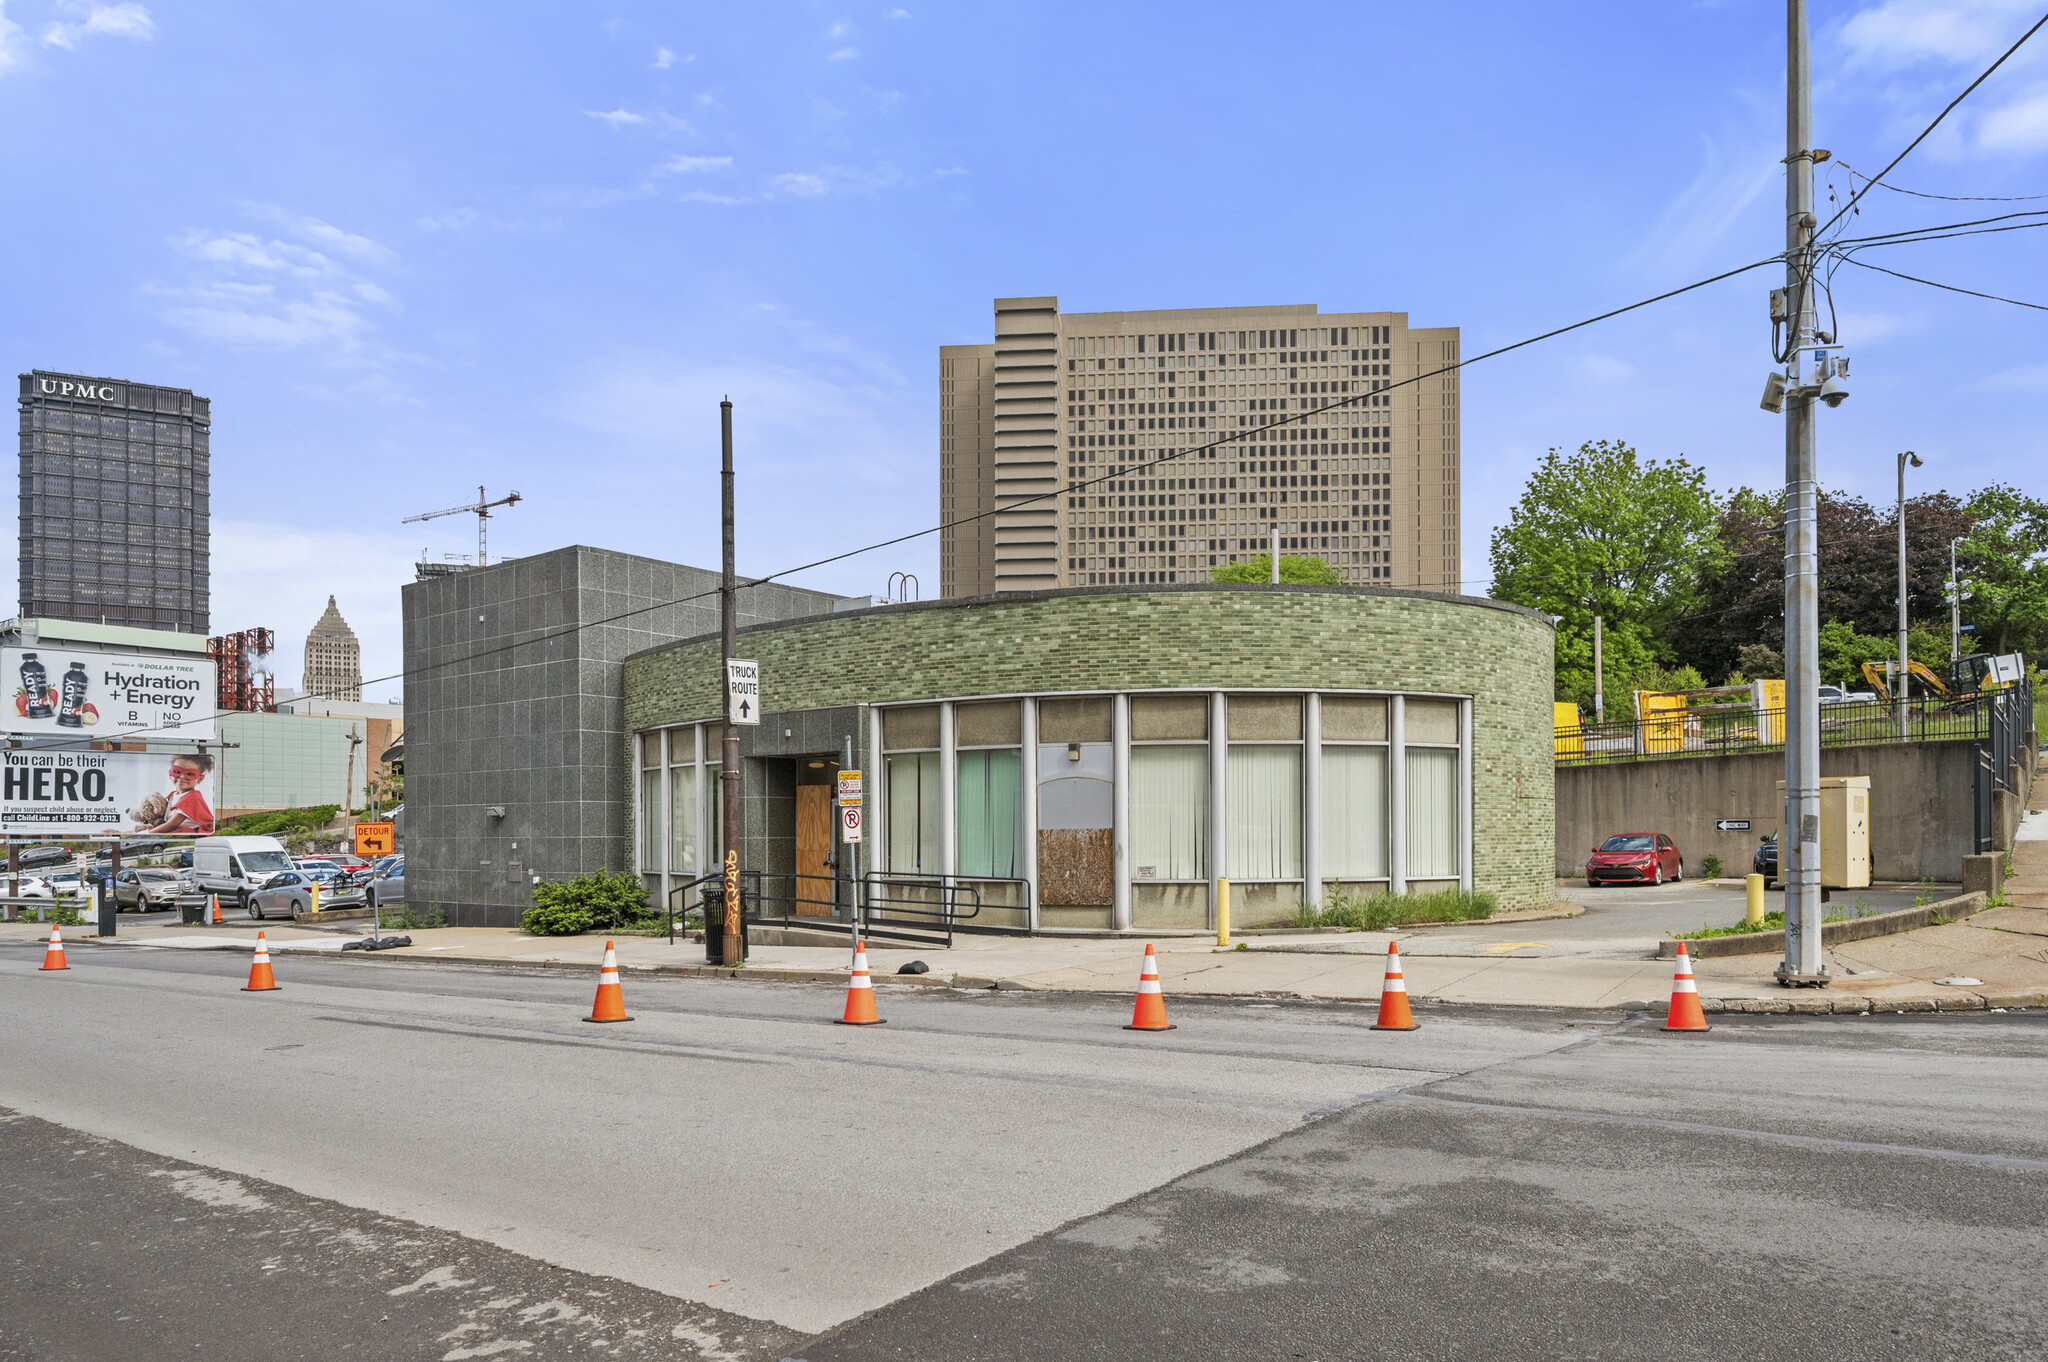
[403, 486, 522, 566]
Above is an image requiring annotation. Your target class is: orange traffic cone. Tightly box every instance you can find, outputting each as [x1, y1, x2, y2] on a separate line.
[836, 940, 884, 1025]
[242, 931, 279, 992]
[1124, 943, 1175, 1031]
[585, 940, 632, 1022]
[1372, 941, 1419, 1031]
[39, 925, 69, 971]
[209, 894, 223, 925]
[1661, 941, 1710, 1032]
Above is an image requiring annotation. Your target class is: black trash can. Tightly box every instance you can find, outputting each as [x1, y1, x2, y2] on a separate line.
[699, 884, 749, 965]
[96, 881, 117, 937]
[180, 899, 205, 925]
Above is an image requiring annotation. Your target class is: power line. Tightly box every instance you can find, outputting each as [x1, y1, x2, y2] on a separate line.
[1811, 10, 2048, 244]
[1838, 255, 2048, 312]
[1835, 161, 2047, 204]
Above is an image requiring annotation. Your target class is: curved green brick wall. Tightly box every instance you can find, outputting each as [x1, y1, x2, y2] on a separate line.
[624, 585, 1557, 910]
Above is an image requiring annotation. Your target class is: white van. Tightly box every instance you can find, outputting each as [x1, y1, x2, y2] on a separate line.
[192, 836, 295, 909]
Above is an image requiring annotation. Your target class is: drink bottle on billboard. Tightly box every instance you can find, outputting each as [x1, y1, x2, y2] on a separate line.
[56, 662, 89, 729]
[19, 653, 52, 719]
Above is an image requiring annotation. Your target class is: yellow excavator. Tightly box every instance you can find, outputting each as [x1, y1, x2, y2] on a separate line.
[1859, 658, 1951, 703]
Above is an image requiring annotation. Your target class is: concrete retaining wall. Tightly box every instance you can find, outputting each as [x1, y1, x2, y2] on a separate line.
[1557, 740, 1978, 883]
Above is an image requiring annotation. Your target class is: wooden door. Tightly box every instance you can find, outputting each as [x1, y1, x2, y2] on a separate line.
[795, 785, 834, 915]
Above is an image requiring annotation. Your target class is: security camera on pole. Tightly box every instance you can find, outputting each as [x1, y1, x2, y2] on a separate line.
[1761, 0, 1844, 989]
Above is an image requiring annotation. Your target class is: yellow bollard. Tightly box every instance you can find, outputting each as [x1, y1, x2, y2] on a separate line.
[1216, 877, 1231, 948]
[309, 881, 321, 916]
[1745, 874, 1765, 926]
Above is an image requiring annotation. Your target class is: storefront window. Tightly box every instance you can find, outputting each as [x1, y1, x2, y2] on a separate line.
[1322, 745, 1388, 879]
[639, 767, 659, 873]
[1405, 746, 1459, 880]
[1227, 744, 1301, 880]
[669, 765, 698, 875]
[956, 749, 1020, 878]
[1131, 746, 1207, 880]
[886, 751, 942, 874]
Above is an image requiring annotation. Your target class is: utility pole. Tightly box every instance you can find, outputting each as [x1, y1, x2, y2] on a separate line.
[1779, 0, 1826, 986]
[719, 399, 743, 969]
[1896, 451, 1922, 740]
[1269, 524, 1279, 584]
[1949, 537, 1964, 661]
[1593, 615, 1605, 723]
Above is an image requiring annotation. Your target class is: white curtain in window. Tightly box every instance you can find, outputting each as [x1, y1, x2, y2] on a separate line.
[957, 749, 1021, 878]
[669, 767, 698, 876]
[1227, 745, 1301, 880]
[1405, 747, 1459, 880]
[1132, 746, 1208, 880]
[1322, 745, 1388, 879]
[886, 751, 942, 874]
[639, 769, 660, 873]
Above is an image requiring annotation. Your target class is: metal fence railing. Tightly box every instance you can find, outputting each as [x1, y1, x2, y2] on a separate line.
[1556, 686, 2031, 767]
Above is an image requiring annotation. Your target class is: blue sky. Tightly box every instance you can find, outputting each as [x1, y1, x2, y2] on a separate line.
[2, 1, 2043, 697]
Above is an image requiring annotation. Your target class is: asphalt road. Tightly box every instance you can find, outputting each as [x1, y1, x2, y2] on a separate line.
[4, 942, 2045, 1359]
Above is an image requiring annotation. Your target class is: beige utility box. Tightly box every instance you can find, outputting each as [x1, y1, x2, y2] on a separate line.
[1774, 776, 1872, 888]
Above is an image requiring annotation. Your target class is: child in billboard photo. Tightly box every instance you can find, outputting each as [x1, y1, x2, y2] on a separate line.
[130, 752, 216, 836]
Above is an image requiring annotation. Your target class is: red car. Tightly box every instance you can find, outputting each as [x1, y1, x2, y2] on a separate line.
[1586, 832, 1684, 887]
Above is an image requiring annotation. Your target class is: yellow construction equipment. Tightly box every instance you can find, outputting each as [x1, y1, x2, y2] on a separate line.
[1858, 658, 1950, 704]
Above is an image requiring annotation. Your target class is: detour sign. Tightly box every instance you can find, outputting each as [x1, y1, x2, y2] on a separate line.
[353, 821, 396, 857]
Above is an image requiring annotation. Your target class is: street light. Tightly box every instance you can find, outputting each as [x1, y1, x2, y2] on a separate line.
[1896, 451, 1922, 741]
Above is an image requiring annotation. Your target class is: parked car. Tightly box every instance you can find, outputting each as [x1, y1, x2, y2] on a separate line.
[93, 835, 168, 860]
[1586, 832, 1684, 887]
[320, 853, 371, 871]
[365, 857, 404, 911]
[17, 845, 76, 870]
[113, 868, 188, 910]
[246, 870, 321, 920]
[5, 876, 54, 899]
[1754, 833, 1778, 889]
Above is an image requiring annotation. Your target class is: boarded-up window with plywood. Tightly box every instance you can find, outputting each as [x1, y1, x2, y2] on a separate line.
[1038, 705, 1112, 905]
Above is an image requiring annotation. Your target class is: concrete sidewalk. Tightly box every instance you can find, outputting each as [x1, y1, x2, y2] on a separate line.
[10, 888, 2047, 1015]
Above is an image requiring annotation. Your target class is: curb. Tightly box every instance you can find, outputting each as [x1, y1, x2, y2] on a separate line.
[1660, 890, 1989, 958]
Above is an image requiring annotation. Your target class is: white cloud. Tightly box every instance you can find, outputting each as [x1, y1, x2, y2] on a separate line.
[1979, 360, 2048, 390]
[149, 212, 404, 366]
[828, 46, 859, 61]
[1979, 83, 2048, 150]
[417, 208, 476, 232]
[585, 107, 645, 127]
[888, 7, 911, 17]
[662, 153, 732, 173]
[829, 20, 851, 38]
[1628, 126, 1778, 273]
[1838, 0, 2037, 70]
[773, 172, 828, 196]
[652, 46, 674, 69]
[1577, 354, 1635, 385]
[40, 1, 153, 49]
[0, 4, 28, 72]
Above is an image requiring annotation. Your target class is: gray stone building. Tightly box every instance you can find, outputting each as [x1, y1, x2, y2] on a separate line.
[18, 370, 211, 632]
[401, 545, 854, 926]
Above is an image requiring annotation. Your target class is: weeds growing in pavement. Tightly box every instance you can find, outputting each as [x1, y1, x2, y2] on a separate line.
[1293, 887, 1497, 931]
[1699, 854, 1724, 880]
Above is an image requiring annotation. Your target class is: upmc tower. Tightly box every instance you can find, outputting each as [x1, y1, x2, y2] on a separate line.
[17, 371, 211, 634]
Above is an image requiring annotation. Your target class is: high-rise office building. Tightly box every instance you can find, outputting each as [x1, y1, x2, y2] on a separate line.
[940, 299, 1461, 597]
[17, 371, 211, 632]
[303, 595, 362, 701]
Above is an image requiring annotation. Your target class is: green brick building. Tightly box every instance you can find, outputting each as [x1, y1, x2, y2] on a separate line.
[624, 584, 1554, 931]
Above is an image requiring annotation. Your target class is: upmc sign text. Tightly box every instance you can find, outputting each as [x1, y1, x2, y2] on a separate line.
[36, 378, 117, 401]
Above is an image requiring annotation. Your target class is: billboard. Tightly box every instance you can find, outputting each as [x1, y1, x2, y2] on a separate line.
[1, 748, 218, 837]
[2, 647, 216, 741]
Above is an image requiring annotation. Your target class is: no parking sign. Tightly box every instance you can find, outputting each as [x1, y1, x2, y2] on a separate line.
[841, 804, 863, 843]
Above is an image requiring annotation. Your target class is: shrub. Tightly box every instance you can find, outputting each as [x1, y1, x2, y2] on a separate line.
[1699, 854, 1724, 880]
[217, 806, 341, 839]
[521, 901, 594, 936]
[1293, 887, 1497, 931]
[376, 904, 446, 930]
[524, 868, 652, 936]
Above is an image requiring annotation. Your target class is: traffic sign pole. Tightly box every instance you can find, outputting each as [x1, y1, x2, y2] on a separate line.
[842, 735, 859, 968]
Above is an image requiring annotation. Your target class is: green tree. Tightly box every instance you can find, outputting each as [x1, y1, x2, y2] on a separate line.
[1488, 440, 1719, 703]
[1960, 484, 2048, 655]
[1211, 554, 1341, 585]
